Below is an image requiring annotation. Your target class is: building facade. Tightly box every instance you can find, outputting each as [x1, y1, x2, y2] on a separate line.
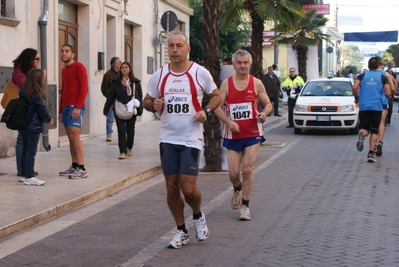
[0, 0, 192, 158]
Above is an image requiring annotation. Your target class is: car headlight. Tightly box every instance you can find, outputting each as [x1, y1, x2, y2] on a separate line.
[294, 105, 308, 112]
[341, 105, 355, 112]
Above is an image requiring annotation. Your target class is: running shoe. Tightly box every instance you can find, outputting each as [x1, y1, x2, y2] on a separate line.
[231, 190, 242, 209]
[119, 153, 127, 159]
[127, 149, 132, 156]
[24, 177, 45, 186]
[19, 177, 25, 182]
[167, 230, 189, 249]
[367, 151, 376, 163]
[376, 141, 383, 156]
[239, 205, 251, 221]
[59, 165, 75, 176]
[68, 168, 88, 179]
[193, 213, 209, 241]
[356, 132, 365, 151]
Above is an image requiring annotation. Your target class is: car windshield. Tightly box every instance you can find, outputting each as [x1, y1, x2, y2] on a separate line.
[300, 81, 353, 96]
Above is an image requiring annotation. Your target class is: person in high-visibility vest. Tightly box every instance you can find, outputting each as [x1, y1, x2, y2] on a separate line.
[282, 67, 304, 128]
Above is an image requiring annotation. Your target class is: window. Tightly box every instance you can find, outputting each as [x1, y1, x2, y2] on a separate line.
[0, 0, 20, 27]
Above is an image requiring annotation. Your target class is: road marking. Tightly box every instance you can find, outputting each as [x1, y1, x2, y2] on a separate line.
[119, 137, 302, 267]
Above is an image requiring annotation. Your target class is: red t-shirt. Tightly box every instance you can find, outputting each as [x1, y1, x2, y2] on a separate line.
[60, 61, 88, 113]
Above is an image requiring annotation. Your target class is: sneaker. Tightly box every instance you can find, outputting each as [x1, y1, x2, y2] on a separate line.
[367, 151, 376, 163]
[24, 177, 45, 186]
[193, 213, 209, 241]
[376, 141, 383, 156]
[59, 165, 75, 176]
[68, 168, 88, 179]
[119, 153, 127, 159]
[231, 190, 242, 209]
[106, 136, 112, 142]
[239, 205, 251, 221]
[356, 132, 365, 151]
[167, 230, 189, 249]
[19, 177, 25, 182]
[127, 148, 132, 156]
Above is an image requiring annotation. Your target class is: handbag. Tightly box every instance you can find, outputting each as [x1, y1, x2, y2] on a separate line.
[1, 76, 20, 109]
[114, 99, 134, 120]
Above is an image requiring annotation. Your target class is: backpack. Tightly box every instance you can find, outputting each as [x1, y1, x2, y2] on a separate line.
[1, 97, 27, 130]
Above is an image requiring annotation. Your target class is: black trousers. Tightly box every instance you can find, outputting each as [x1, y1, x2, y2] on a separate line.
[115, 114, 137, 154]
[269, 96, 279, 115]
[287, 98, 296, 126]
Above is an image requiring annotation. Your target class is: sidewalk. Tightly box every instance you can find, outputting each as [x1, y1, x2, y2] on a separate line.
[0, 111, 286, 240]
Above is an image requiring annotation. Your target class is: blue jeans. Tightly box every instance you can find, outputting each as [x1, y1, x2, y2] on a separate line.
[20, 132, 40, 178]
[106, 104, 114, 136]
[16, 132, 22, 174]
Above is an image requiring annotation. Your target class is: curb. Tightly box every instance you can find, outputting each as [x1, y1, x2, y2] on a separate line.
[0, 166, 162, 240]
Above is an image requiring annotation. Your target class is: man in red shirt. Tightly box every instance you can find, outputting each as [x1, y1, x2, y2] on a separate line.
[215, 50, 272, 221]
[58, 44, 89, 179]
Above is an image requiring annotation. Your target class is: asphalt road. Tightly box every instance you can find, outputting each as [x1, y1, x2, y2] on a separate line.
[2, 115, 399, 267]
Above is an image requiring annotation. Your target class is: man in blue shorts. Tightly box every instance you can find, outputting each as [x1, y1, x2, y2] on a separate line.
[352, 57, 391, 162]
[58, 44, 89, 179]
[215, 50, 272, 220]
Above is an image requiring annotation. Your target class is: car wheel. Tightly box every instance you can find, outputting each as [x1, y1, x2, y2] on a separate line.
[350, 127, 359, 135]
[294, 127, 302, 134]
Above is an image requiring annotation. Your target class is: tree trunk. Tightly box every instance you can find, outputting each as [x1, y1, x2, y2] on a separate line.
[249, 6, 264, 78]
[296, 45, 308, 82]
[202, 0, 222, 172]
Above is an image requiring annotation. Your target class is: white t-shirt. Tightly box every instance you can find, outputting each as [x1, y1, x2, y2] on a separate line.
[147, 62, 217, 150]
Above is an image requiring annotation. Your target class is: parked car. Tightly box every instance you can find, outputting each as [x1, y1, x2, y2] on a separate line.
[293, 77, 359, 135]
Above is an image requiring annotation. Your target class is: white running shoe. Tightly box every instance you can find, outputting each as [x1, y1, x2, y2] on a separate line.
[24, 177, 45, 186]
[239, 205, 251, 221]
[19, 177, 25, 182]
[167, 230, 189, 249]
[193, 213, 209, 241]
[68, 168, 88, 179]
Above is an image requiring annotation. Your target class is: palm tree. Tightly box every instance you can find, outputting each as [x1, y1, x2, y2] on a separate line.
[202, 0, 223, 171]
[221, 0, 305, 78]
[386, 44, 399, 67]
[273, 9, 330, 81]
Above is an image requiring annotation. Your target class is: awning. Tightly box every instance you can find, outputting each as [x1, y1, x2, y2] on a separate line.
[344, 31, 398, 42]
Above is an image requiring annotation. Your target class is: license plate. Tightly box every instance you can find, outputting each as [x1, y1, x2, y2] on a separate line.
[317, 116, 330, 121]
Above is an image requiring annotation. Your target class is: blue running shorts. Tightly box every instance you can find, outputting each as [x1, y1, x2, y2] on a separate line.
[223, 136, 263, 152]
[160, 143, 200, 176]
[62, 106, 85, 129]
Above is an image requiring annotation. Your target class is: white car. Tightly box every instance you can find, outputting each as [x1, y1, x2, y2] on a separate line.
[293, 77, 359, 134]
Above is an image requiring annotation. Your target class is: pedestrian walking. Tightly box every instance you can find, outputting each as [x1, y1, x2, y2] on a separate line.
[214, 50, 272, 221]
[143, 32, 221, 249]
[58, 44, 89, 179]
[101, 56, 121, 142]
[103, 62, 142, 159]
[353, 57, 391, 162]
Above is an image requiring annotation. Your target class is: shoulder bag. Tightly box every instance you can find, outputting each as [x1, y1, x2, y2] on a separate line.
[1, 76, 20, 109]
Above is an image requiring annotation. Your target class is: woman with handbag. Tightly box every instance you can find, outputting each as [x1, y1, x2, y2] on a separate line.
[3, 48, 41, 180]
[103, 61, 143, 159]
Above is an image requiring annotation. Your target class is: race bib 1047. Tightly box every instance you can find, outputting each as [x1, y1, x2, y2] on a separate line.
[229, 102, 253, 120]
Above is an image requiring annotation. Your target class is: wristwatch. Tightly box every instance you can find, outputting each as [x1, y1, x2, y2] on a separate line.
[203, 107, 212, 118]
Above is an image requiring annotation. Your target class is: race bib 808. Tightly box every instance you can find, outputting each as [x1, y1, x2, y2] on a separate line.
[165, 94, 192, 115]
